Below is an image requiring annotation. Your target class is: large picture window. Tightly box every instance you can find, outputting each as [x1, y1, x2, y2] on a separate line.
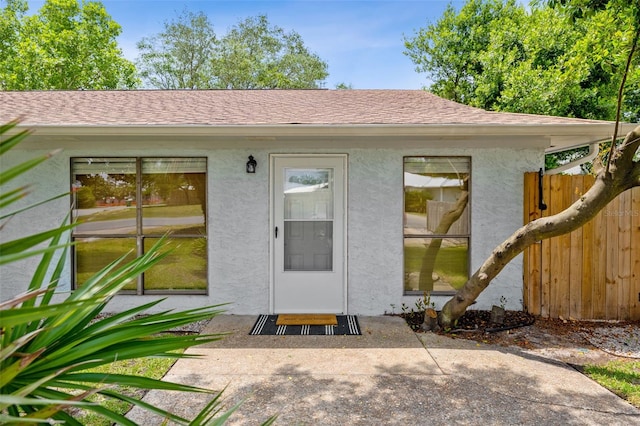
[404, 157, 470, 294]
[71, 157, 207, 294]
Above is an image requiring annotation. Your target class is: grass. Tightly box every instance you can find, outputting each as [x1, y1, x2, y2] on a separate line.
[76, 237, 207, 291]
[584, 360, 640, 408]
[143, 238, 207, 290]
[71, 355, 179, 425]
[75, 239, 138, 291]
[404, 244, 468, 290]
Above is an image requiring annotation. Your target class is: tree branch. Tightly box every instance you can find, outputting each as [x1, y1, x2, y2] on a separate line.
[418, 189, 469, 291]
[606, 24, 640, 173]
[439, 126, 640, 329]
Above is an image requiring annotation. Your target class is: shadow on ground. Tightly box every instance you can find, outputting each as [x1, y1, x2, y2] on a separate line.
[127, 315, 640, 425]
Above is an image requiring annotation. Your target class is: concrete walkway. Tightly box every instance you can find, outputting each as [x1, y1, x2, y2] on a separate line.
[127, 315, 640, 425]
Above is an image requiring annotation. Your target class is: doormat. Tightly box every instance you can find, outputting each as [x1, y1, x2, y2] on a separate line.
[276, 314, 338, 326]
[250, 315, 361, 336]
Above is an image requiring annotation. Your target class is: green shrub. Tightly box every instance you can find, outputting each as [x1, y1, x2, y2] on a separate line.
[0, 121, 276, 425]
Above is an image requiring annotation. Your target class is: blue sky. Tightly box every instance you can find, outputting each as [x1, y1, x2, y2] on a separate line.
[27, 0, 468, 89]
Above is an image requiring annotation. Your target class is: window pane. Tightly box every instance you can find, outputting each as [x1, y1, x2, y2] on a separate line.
[404, 157, 469, 236]
[284, 168, 333, 220]
[72, 158, 137, 235]
[404, 157, 470, 175]
[143, 238, 207, 292]
[141, 158, 206, 236]
[284, 221, 333, 271]
[72, 157, 208, 294]
[404, 238, 468, 293]
[75, 238, 137, 291]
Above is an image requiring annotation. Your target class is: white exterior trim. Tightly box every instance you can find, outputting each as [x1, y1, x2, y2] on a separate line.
[18, 122, 636, 152]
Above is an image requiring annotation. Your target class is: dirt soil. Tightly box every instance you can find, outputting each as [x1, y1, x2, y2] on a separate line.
[427, 310, 640, 367]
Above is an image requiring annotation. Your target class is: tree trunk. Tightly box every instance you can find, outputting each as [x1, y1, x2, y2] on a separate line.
[418, 190, 469, 291]
[439, 125, 640, 329]
[186, 173, 207, 227]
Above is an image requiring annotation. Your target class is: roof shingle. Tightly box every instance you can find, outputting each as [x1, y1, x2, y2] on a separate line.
[0, 89, 606, 127]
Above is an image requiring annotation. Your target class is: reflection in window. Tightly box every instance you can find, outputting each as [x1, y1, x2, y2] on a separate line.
[143, 238, 207, 291]
[71, 157, 207, 294]
[284, 168, 333, 220]
[74, 238, 138, 291]
[403, 157, 470, 293]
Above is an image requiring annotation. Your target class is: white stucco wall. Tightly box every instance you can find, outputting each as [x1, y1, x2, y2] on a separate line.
[1, 140, 541, 315]
[347, 147, 541, 314]
[466, 148, 541, 311]
[1, 149, 71, 299]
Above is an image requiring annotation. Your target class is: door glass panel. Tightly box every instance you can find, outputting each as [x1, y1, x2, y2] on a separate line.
[284, 221, 333, 271]
[283, 167, 334, 271]
[284, 168, 333, 219]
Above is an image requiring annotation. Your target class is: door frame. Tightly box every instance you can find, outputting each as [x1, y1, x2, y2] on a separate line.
[269, 154, 348, 314]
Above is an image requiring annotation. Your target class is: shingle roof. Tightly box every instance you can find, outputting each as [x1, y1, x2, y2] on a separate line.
[0, 89, 606, 127]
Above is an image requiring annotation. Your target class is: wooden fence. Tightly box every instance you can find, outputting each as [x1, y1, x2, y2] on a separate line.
[523, 172, 640, 320]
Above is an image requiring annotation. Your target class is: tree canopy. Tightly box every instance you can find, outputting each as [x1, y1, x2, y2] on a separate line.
[0, 0, 137, 90]
[136, 10, 216, 89]
[435, 0, 640, 327]
[404, 0, 639, 122]
[136, 13, 328, 89]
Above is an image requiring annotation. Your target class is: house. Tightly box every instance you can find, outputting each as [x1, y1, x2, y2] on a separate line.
[1, 90, 634, 315]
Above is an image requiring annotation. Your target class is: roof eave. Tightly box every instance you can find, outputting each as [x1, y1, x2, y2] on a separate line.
[21, 122, 632, 138]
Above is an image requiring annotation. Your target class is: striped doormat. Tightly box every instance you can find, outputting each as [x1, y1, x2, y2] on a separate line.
[249, 315, 361, 336]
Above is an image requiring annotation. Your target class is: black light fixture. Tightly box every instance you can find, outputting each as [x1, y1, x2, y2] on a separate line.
[246, 155, 257, 173]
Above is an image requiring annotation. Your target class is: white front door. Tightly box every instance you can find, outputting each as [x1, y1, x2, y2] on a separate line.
[272, 155, 347, 314]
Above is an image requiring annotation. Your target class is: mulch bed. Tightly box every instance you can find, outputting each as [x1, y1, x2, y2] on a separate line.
[402, 310, 640, 361]
[400, 309, 536, 333]
[450, 309, 536, 332]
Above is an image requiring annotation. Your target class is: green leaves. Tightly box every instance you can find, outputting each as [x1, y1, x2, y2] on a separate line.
[136, 12, 328, 89]
[0, 118, 268, 423]
[136, 10, 216, 89]
[0, 227, 227, 423]
[405, 0, 522, 103]
[0, 0, 137, 90]
[212, 15, 328, 89]
[404, 0, 639, 121]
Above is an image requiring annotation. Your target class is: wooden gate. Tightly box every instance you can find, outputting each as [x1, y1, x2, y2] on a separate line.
[523, 172, 640, 320]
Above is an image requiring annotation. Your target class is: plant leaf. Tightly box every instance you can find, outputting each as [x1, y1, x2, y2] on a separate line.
[0, 149, 60, 186]
[0, 225, 76, 257]
[0, 122, 30, 156]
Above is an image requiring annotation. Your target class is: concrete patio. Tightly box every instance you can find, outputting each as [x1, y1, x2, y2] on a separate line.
[127, 315, 640, 425]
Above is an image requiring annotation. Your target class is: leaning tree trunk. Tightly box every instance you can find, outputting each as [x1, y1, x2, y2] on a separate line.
[439, 125, 640, 329]
[419, 188, 469, 291]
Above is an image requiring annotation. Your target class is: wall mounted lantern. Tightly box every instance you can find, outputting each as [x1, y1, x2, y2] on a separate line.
[246, 155, 257, 173]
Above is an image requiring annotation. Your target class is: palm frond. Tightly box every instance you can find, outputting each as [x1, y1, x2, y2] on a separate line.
[1, 119, 276, 423]
[0, 121, 30, 156]
[0, 149, 60, 186]
[0, 192, 68, 221]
